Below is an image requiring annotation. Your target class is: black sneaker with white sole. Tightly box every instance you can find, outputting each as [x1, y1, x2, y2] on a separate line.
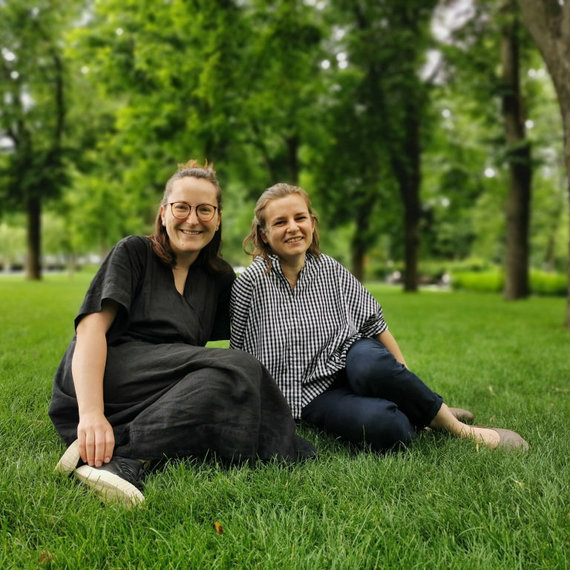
[55, 440, 81, 476]
[75, 456, 146, 507]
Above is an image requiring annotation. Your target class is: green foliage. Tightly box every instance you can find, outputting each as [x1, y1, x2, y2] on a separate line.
[0, 1, 82, 208]
[0, 220, 25, 270]
[451, 269, 504, 293]
[0, 1, 567, 295]
[310, 0, 439, 268]
[451, 268, 567, 296]
[1, 277, 568, 567]
[529, 270, 568, 296]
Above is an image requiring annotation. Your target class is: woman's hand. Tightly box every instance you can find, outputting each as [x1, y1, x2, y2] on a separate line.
[77, 411, 115, 467]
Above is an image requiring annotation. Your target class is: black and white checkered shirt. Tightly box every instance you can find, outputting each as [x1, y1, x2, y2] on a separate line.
[230, 253, 387, 418]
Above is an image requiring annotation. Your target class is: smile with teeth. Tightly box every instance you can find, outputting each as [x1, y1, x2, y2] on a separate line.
[285, 236, 303, 243]
[180, 229, 202, 235]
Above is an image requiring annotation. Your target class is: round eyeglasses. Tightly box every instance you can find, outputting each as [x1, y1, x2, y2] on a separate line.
[169, 202, 218, 222]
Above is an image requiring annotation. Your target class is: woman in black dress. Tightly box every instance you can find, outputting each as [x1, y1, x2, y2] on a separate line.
[49, 160, 314, 507]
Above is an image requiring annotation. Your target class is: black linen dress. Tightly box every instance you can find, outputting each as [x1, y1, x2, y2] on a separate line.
[49, 235, 312, 462]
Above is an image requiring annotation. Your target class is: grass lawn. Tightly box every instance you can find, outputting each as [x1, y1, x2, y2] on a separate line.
[0, 272, 568, 568]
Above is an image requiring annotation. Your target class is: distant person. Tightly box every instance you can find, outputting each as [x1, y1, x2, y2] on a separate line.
[230, 183, 529, 453]
[49, 162, 314, 507]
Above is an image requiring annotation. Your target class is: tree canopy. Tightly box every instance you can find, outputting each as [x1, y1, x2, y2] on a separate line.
[0, 0, 567, 321]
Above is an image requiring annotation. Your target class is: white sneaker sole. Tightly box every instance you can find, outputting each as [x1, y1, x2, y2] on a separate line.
[55, 440, 81, 475]
[75, 465, 145, 507]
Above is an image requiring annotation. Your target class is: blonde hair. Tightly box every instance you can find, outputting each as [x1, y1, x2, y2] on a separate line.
[243, 183, 320, 271]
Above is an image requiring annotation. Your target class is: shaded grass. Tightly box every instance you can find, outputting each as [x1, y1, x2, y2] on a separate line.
[0, 274, 568, 568]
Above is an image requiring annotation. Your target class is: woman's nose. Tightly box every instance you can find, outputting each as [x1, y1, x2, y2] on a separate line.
[185, 208, 200, 223]
[286, 219, 298, 232]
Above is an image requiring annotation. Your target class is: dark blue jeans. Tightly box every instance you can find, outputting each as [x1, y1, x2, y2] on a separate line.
[301, 338, 443, 451]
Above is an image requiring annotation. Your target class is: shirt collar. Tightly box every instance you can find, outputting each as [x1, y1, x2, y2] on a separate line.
[267, 252, 318, 286]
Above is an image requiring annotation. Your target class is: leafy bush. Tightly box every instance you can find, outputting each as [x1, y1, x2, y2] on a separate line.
[451, 268, 567, 296]
[451, 270, 504, 293]
[530, 270, 568, 296]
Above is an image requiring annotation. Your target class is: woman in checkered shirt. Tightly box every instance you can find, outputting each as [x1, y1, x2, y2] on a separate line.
[230, 183, 529, 452]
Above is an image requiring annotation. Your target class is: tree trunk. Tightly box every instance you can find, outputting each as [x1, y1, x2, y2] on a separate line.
[392, 107, 422, 293]
[350, 203, 371, 282]
[516, 0, 570, 326]
[351, 241, 365, 284]
[285, 135, 299, 185]
[501, 0, 532, 300]
[26, 196, 42, 280]
[402, 188, 420, 292]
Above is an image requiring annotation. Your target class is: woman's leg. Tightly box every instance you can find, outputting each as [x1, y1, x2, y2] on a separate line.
[346, 339, 527, 450]
[429, 403, 504, 447]
[302, 385, 417, 451]
[345, 338, 443, 428]
[112, 347, 311, 462]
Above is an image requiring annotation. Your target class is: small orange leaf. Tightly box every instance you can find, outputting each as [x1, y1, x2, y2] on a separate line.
[213, 521, 224, 535]
[39, 551, 54, 566]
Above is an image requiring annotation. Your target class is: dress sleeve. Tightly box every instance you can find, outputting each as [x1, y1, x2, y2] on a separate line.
[74, 236, 147, 329]
[229, 269, 254, 350]
[208, 266, 236, 341]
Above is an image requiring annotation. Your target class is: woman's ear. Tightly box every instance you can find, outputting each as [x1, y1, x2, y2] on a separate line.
[160, 204, 166, 226]
[260, 228, 268, 244]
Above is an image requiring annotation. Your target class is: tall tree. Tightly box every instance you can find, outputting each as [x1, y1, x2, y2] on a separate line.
[65, 0, 322, 211]
[501, 0, 532, 300]
[516, 0, 570, 327]
[0, 2, 76, 279]
[56, 0, 254, 255]
[235, 0, 323, 189]
[313, 0, 438, 285]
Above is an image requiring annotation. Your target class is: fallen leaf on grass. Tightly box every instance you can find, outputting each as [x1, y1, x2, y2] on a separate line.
[213, 521, 224, 535]
[39, 551, 54, 565]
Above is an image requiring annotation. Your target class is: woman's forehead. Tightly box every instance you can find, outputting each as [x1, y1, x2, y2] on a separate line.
[265, 194, 309, 217]
[170, 176, 218, 200]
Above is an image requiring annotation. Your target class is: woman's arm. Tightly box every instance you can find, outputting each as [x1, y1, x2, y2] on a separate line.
[72, 300, 119, 467]
[377, 329, 408, 368]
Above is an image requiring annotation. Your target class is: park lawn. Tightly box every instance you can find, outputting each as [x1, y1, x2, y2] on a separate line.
[0, 273, 568, 569]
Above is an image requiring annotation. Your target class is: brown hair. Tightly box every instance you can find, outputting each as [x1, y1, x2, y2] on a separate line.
[149, 159, 226, 272]
[243, 182, 320, 272]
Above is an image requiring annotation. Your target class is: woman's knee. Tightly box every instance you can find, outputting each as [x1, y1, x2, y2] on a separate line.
[311, 394, 416, 451]
[219, 348, 264, 373]
[346, 339, 403, 393]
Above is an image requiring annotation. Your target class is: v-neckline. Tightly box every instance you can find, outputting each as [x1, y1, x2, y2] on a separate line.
[172, 266, 190, 296]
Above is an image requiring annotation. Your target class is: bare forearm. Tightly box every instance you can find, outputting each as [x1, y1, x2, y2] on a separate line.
[72, 329, 107, 417]
[71, 303, 118, 466]
[377, 329, 407, 367]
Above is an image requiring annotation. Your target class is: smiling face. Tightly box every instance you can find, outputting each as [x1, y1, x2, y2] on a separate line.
[160, 176, 221, 266]
[261, 193, 315, 265]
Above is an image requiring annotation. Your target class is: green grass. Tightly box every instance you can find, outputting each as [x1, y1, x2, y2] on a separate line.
[1, 274, 568, 568]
